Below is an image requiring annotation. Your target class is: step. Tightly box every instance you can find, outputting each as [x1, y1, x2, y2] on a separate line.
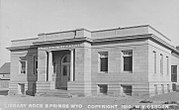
[36, 89, 72, 98]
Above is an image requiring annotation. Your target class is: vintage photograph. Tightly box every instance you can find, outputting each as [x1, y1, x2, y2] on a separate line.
[0, 0, 179, 110]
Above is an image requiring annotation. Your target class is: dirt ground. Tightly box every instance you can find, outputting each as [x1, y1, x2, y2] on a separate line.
[0, 92, 178, 110]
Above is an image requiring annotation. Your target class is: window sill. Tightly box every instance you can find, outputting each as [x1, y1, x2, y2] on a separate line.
[122, 71, 133, 74]
[98, 71, 108, 74]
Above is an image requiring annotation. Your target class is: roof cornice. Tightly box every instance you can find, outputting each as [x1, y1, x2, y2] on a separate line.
[6, 45, 37, 51]
[93, 34, 152, 43]
[33, 37, 93, 46]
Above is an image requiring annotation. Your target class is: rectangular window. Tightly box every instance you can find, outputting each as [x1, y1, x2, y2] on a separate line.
[172, 84, 176, 91]
[121, 85, 132, 96]
[166, 56, 169, 75]
[161, 84, 164, 94]
[122, 50, 132, 72]
[99, 52, 108, 72]
[167, 84, 170, 93]
[20, 60, 26, 74]
[97, 84, 108, 94]
[160, 54, 163, 75]
[153, 51, 157, 74]
[154, 84, 158, 95]
[171, 65, 177, 82]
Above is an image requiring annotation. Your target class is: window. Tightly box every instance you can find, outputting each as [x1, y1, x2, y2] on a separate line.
[122, 50, 132, 72]
[154, 84, 158, 95]
[97, 84, 108, 94]
[167, 84, 170, 93]
[161, 84, 164, 94]
[99, 52, 108, 72]
[153, 51, 157, 74]
[166, 56, 169, 75]
[61, 54, 70, 81]
[20, 60, 26, 74]
[121, 85, 132, 96]
[160, 54, 163, 75]
[172, 83, 176, 91]
[171, 65, 177, 82]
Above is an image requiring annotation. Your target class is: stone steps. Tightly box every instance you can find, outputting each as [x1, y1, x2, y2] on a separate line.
[36, 89, 72, 98]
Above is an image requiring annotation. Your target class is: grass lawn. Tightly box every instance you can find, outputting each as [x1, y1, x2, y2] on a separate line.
[0, 92, 178, 110]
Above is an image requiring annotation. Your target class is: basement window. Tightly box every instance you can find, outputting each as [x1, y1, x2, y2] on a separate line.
[121, 85, 132, 96]
[97, 84, 108, 94]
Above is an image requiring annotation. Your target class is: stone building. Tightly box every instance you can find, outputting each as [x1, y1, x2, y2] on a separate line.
[7, 25, 179, 96]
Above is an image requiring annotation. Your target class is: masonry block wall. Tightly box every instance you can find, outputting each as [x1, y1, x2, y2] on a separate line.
[148, 39, 172, 96]
[91, 39, 150, 96]
[68, 42, 92, 96]
[9, 48, 37, 95]
[7, 25, 179, 97]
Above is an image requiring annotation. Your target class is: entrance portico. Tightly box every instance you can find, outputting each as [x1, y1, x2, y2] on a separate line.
[36, 42, 92, 96]
[47, 49, 74, 90]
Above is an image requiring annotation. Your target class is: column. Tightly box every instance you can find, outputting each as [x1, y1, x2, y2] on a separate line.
[70, 49, 74, 81]
[48, 51, 53, 81]
[37, 49, 48, 81]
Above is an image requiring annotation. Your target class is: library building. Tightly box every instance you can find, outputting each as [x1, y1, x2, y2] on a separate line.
[7, 25, 179, 97]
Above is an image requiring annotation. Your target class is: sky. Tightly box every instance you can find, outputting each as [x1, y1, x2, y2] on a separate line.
[0, 0, 179, 67]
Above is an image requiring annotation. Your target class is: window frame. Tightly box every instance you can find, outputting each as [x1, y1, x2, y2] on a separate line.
[166, 56, 169, 75]
[153, 51, 157, 74]
[98, 52, 108, 73]
[160, 54, 163, 75]
[154, 84, 158, 95]
[97, 84, 108, 94]
[122, 50, 133, 72]
[167, 84, 170, 93]
[171, 65, 177, 82]
[161, 84, 164, 94]
[19, 60, 27, 74]
[121, 85, 132, 96]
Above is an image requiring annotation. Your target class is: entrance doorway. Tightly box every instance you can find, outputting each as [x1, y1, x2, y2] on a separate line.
[60, 54, 70, 89]
[53, 50, 71, 90]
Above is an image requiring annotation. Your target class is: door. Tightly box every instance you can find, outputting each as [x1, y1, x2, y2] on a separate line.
[60, 54, 70, 89]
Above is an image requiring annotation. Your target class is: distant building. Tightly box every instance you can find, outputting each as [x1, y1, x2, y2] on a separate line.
[0, 62, 10, 95]
[0, 62, 10, 80]
[7, 25, 179, 96]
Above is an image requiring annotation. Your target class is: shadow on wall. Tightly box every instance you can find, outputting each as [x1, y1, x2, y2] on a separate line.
[20, 49, 37, 96]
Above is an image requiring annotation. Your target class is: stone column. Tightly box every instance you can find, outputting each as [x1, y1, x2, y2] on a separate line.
[48, 51, 55, 89]
[37, 50, 48, 81]
[48, 51, 53, 82]
[70, 49, 74, 82]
